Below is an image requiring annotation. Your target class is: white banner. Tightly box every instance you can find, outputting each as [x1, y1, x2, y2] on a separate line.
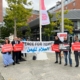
[22, 41, 54, 53]
[57, 32, 67, 42]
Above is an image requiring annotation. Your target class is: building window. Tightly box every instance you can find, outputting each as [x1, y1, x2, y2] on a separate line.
[73, 2, 76, 6]
[73, 21, 78, 29]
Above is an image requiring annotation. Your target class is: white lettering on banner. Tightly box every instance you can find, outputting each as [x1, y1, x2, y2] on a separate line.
[21, 41, 54, 53]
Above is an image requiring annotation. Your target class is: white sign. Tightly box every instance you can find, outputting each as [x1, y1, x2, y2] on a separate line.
[59, 44, 70, 51]
[22, 41, 54, 53]
[57, 32, 67, 42]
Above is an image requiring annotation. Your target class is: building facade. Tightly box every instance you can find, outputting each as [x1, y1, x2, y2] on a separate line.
[49, 0, 80, 13]
[48, 0, 80, 39]
[0, 0, 3, 23]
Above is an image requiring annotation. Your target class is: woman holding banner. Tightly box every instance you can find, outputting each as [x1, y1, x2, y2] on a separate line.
[54, 36, 62, 64]
[2, 38, 14, 67]
[73, 35, 80, 67]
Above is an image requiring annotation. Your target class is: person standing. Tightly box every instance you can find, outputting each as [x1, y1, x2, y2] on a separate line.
[2, 38, 14, 67]
[54, 36, 62, 64]
[63, 37, 72, 67]
[74, 35, 80, 67]
[12, 37, 20, 65]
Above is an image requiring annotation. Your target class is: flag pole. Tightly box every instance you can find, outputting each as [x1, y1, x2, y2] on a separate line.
[39, 0, 42, 41]
[61, 0, 64, 33]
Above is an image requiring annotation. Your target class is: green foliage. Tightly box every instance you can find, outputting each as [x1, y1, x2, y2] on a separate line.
[4, 0, 32, 36]
[25, 26, 31, 37]
[44, 13, 56, 37]
[5, 0, 32, 27]
[64, 18, 73, 34]
[0, 27, 14, 39]
[55, 11, 73, 34]
[44, 10, 73, 37]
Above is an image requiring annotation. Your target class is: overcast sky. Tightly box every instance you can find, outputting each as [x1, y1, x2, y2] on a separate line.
[3, 0, 61, 10]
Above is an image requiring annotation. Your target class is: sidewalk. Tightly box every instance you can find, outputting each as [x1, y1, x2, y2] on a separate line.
[0, 73, 4, 80]
[0, 52, 80, 80]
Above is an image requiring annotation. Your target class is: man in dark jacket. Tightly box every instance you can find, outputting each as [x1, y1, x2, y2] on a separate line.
[12, 37, 20, 65]
[54, 36, 62, 64]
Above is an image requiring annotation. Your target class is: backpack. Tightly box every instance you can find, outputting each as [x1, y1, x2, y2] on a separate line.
[32, 55, 36, 60]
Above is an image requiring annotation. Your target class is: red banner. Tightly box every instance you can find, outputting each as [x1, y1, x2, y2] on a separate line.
[51, 44, 60, 52]
[72, 42, 80, 51]
[13, 43, 24, 51]
[2, 44, 13, 53]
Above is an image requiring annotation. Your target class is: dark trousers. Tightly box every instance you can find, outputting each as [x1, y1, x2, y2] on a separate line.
[18, 51, 21, 60]
[55, 52, 61, 62]
[12, 51, 19, 63]
[64, 51, 72, 65]
[74, 51, 79, 66]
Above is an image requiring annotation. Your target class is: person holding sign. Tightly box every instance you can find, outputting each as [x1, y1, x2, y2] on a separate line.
[12, 37, 20, 65]
[54, 36, 62, 64]
[73, 35, 80, 67]
[2, 38, 14, 67]
[63, 37, 72, 67]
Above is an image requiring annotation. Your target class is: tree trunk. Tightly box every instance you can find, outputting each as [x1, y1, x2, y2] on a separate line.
[14, 19, 17, 37]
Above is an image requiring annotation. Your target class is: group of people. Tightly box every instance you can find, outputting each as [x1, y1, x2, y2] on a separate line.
[54, 35, 80, 67]
[1, 35, 80, 68]
[1, 37, 26, 67]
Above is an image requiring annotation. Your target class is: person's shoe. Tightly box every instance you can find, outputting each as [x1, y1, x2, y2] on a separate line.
[16, 62, 20, 64]
[75, 65, 78, 67]
[70, 64, 72, 67]
[59, 61, 61, 64]
[13, 63, 15, 65]
[4, 65, 8, 67]
[64, 64, 67, 66]
[55, 61, 58, 63]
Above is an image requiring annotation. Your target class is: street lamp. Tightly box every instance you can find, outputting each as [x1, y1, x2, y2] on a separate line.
[61, 0, 64, 33]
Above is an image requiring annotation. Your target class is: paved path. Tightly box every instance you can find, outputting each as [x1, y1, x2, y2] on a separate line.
[0, 52, 80, 80]
[0, 73, 4, 80]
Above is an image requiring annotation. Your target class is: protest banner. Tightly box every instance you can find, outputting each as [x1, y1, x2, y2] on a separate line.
[13, 43, 24, 51]
[72, 42, 80, 51]
[51, 44, 60, 52]
[2, 44, 13, 52]
[59, 44, 70, 51]
[22, 41, 54, 53]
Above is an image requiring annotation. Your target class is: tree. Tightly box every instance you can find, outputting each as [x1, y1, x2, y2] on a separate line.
[44, 11, 73, 39]
[43, 13, 56, 37]
[1, 26, 14, 39]
[55, 11, 73, 34]
[5, 0, 32, 37]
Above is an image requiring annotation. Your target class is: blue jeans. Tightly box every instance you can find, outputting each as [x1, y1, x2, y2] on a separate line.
[64, 51, 72, 65]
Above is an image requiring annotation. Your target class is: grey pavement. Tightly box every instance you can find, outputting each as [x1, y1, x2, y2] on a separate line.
[0, 52, 80, 80]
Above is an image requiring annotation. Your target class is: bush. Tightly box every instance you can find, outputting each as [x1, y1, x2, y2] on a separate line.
[0, 39, 4, 44]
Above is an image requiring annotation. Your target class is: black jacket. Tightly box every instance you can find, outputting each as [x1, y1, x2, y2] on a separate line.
[63, 40, 68, 44]
[54, 39, 62, 44]
[12, 40, 20, 46]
